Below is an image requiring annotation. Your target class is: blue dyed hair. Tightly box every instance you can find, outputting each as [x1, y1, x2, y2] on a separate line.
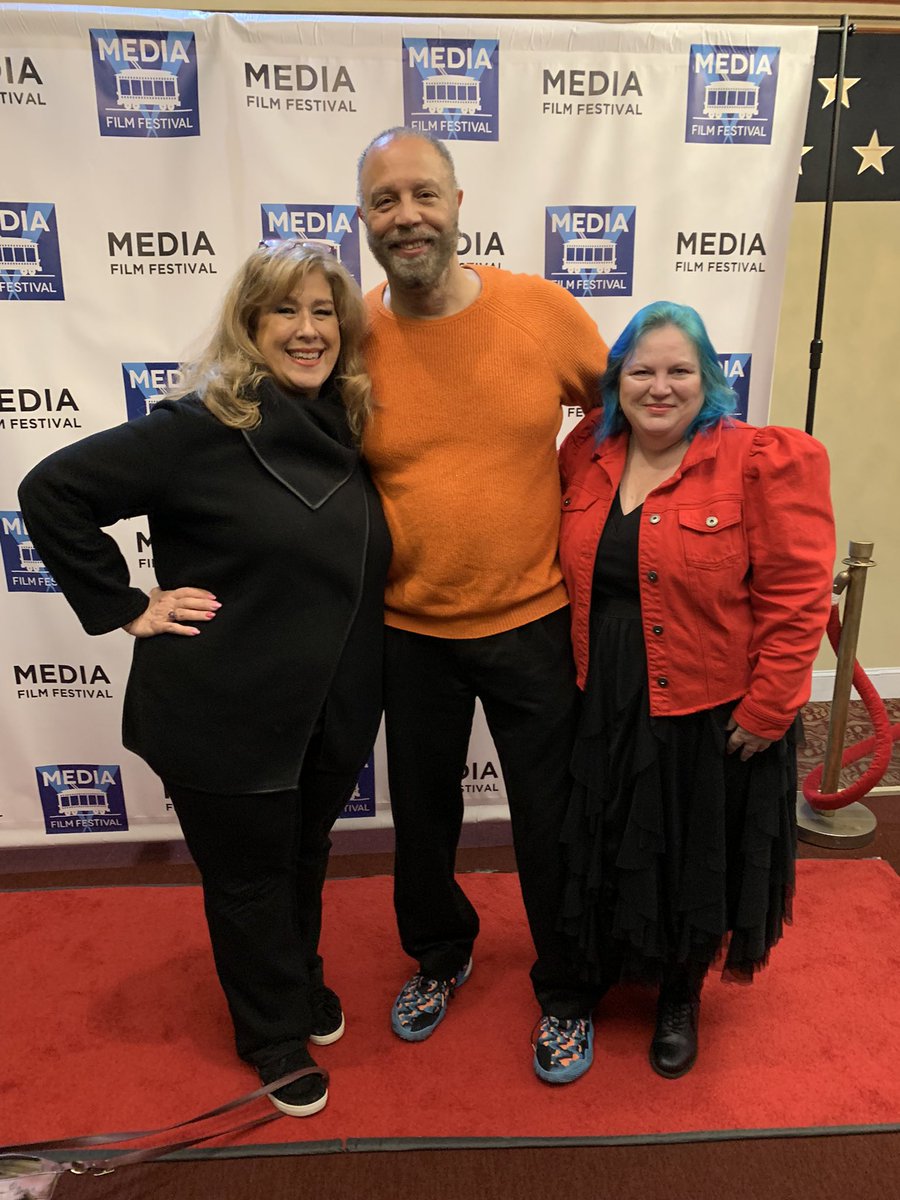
[597, 301, 737, 443]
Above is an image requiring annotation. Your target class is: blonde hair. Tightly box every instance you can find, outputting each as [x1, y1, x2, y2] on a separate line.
[171, 241, 371, 440]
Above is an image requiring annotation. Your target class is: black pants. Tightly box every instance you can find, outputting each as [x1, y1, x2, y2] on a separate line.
[167, 749, 357, 1072]
[384, 607, 596, 1017]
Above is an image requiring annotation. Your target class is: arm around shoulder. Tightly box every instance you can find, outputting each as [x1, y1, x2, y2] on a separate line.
[559, 408, 604, 487]
[544, 281, 608, 411]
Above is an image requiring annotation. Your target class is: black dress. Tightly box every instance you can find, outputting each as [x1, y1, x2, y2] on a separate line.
[560, 492, 797, 988]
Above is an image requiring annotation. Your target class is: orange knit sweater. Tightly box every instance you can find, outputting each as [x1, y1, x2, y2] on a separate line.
[363, 266, 608, 638]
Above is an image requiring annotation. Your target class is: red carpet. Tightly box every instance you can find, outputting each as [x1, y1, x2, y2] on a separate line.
[3, 860, 900, 1156]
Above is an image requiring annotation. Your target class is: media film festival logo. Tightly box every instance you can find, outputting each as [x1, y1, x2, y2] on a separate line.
[0, 202, 64, 301]
[90, 29, 200, 138]
[1, 53, 46, 107]
[0, 385, 81, 432]
[243, 58, 357, 113]
[719, 353, 752, 420]
[36, 763, 128, 834]
[685, 44, 780, 145]
[260, 205, 361, 285]
[544, 206, 636, 298]
[0, 512, 58, 592]
[402, 38, 499, 141]
[122, 362, 182, 420]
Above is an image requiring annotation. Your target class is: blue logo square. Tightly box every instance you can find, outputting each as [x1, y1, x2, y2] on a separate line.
[340, 755, 376, 819]
[0, 202, 65, 301]
[686, 45, 780, 145]
[260, 205, 361, 285]
[122, 362, 183, 421]
[402, 38, 499, 142]
[719, 352, 752, 420]
[0, 512, 59, 593]
[90, 29, 200, 138]
[544, 206, 636, 297]
[36, 763, 129, 834]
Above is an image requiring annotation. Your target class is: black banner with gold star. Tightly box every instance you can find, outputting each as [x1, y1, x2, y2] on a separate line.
[797, 32, 899, 201]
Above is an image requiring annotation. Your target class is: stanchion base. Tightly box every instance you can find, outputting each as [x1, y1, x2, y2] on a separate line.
[796, 795, 877, 848]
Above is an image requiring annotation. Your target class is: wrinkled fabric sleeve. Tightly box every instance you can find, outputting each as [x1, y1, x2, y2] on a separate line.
[17, 406, 184, 636]
[731, 426, 835, 740]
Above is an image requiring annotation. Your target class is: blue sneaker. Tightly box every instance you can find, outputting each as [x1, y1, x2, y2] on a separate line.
[391, 958, 473, 1042]
[532, 1015, 594, 1084]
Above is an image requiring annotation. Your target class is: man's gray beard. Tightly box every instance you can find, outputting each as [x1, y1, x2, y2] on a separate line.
[367, 223, 459, 290]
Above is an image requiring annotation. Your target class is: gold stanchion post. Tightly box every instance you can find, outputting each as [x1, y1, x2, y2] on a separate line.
[797, 540, 878, 848]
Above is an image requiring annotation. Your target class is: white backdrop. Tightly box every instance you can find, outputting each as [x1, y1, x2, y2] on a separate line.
[0, 7, 817, 846]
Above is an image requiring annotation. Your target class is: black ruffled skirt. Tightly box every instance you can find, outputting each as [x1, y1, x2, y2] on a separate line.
[560, 598, 797, 988]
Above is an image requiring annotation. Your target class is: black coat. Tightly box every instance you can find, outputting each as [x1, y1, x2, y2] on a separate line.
[18, 385, 391, 793]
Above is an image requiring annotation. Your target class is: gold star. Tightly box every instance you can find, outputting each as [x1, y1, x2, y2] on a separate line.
[853, 130, 894, 175]
[799, 145, 813, 175]
[818, 75, 861, 109]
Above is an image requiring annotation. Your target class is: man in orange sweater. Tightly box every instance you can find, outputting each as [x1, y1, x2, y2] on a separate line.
[357, 127, 608, 1084]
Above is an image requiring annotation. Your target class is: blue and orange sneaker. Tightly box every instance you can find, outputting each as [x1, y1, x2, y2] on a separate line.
[532, 1015, 594, 1084]
[390, 958, 473, 1042]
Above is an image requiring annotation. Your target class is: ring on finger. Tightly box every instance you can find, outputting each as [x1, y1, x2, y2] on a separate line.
[168, 610, 177, 621]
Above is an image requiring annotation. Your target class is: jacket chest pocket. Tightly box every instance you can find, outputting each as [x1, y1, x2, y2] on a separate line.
[677, 500, 744, 568]
[561, 484, 604, 515]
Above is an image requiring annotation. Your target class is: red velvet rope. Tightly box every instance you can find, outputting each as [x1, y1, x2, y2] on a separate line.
[801, 604, 900, 810]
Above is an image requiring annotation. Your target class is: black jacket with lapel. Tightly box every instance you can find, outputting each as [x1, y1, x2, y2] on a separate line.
[18, 386, 391, 793]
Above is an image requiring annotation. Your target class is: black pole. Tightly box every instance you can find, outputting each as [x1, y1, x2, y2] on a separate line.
[805, 14, 854, 436]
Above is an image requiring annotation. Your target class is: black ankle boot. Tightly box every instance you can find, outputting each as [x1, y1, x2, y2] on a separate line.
[649, 964, 705, 1079]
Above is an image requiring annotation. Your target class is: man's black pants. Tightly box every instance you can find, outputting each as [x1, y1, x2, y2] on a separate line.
[384, 606, 596, 1018]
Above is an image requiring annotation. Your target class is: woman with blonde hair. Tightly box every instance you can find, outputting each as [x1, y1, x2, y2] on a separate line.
[19, 240, 391, 1117]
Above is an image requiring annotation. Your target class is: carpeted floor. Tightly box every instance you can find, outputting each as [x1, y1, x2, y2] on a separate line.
[3, 698, 899, 1199]
[798, 698, 900, 787]
[4, 860, 900, 1160]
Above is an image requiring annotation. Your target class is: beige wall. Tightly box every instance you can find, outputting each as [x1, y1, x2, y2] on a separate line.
[23, 0, 900, 675]
[772, 201, 900, 672]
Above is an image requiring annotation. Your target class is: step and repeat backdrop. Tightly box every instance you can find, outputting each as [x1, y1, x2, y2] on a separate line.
[0, 7, 816, 846]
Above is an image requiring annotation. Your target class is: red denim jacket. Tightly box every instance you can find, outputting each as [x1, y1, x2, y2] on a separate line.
[558, 411, 835, 741]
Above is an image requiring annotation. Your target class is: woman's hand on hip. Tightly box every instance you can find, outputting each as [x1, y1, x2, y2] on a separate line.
[725, 716, 773, 762]
[123, 586, 221, 638]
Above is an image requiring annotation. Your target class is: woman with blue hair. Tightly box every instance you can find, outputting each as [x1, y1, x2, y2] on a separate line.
[556, 301, 834, 1081]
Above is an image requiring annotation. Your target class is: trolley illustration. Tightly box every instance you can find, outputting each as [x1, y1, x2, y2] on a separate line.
[313, 239, 342, 262]
[562, 238, 617, 275]
[702, 81, 760, 120]
[17, 541, 44, 573]
[0, 237, 41, 276]
[422, 74, 481, 115]
[116, 68, 180, 111]
[56, 787, 110, 817]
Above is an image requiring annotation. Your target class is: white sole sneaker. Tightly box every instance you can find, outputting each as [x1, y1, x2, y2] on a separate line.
[269, 1084, 329, 1118]
[310, 1012, 345, 1046]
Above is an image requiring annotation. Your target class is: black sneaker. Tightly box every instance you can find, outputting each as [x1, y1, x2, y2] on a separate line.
[310, 985, 345, 1046]
[260, 1050, 328, 1118]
